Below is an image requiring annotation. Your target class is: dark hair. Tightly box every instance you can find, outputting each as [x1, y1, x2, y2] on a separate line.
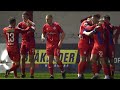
[8, 17, 16, 24]
[93, 14, 101, 19]
[22, 11, 29, 16]
[103, 15, 110, 21]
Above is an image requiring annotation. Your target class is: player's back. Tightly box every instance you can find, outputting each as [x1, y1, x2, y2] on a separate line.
[3, 26, 20, 47]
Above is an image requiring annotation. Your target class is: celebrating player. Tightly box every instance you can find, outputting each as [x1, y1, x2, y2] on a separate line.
[102, 15, 116, 79]
[3, 17, 29, 78]
[41, 15, 66, 79]
[78, 14, 100, 79]
[83, 19, 111, 79]
[18, 11, 36, 78]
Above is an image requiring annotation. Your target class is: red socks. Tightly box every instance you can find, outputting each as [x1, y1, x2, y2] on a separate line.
[48, 64, 54, 76]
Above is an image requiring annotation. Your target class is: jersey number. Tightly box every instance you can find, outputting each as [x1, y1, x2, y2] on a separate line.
[6, 32, 14, 43]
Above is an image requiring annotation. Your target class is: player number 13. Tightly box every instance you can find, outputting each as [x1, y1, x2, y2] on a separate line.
[6, 32, 14, 43]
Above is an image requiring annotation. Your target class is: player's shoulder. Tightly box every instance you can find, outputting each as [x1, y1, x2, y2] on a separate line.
[43, 23, 48, 27]
[18, 21, 24, 25]
[15, 27, 19, 30]
[82, 20, 88, 26]
[53, 22, 61, 27]
[3, 27, 9, 31]
[82, 20, 87, 23]
[54, 22, 59, 25]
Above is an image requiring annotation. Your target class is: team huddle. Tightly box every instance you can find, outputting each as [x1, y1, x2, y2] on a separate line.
[0, 12, 119, 79]
[78, 14, 119, 79]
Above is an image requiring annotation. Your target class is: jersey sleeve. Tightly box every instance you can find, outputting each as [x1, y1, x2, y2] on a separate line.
[57, 24, 63, 33]
[82, 21, 96, 31]
[42, 25, 46, 35]
[17, 22, 22, 28]
[3, 28, 6, 34]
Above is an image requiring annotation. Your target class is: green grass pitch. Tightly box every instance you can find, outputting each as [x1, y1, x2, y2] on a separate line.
[0, 72, 120, 79]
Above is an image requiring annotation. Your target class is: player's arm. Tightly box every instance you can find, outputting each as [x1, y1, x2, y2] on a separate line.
[83, 30, 95, 36]
[16, 23, 26, 33]
[58, 31, 65, 48]
[83, 22, 96, 31]
[28, 19, 35, 26]
[113, 26, 120, 44]
[57, 24, 65, 48]
[41, 25, 46, 42]
[80, 16, 92, 23]
[28, 20, 36, 32]
[83, 26, 100, 36]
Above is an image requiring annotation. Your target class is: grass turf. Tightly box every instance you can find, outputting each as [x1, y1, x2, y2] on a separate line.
[0, 72, 120, 79]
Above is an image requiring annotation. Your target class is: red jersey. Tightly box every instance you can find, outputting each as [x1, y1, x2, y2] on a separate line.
[3, 26, 23, 47]
[78, 20, 96, 48]
[18, 21, 35, 42]
[43, 22, 63, 48]
[93, 26, 105, 47]
[103, 21, 115, 46]
[114, 26, 120, 44]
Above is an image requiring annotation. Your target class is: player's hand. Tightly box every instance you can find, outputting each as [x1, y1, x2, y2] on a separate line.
[78, 34, 82, 38]
[58, 41, 62, 48]
[95, 25, 100, 28]
[27, 19, 35, 26]
[29, 26, 35, 32]
[17, 27, 24, 31]
[41, 34, 46, 42]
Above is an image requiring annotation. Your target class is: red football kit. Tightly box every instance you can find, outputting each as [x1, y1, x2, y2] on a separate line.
[91, 26, 106, 58]
[103, 21, 115, 59]
[78, 20, 96, 56]
[18, 21, 35, 55]
[43, 22, 63, 57]
[3, 26, 22, 61]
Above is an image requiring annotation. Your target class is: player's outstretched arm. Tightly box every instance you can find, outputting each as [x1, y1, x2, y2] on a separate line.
[83, 30, 93, 36]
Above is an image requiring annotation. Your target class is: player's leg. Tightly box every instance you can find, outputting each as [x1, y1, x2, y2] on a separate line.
[86, 47, 93, 73]
[90, 54, 99, 79]
[5, 54, 20, 78]
[104, 57, 111, 77]
[29, 47, 35, 78]
[54, 47, 66, 79]
[77, 48, 88, 79]
[46, 48, 54, 79]
[109, 47, 115, 79]
[105, 45, 111, 77]
[13, 53, 20, 78]
[90, 47, 100, 79]
[100, 57, 110, 79]
[20, 45, 27, 78]
[13, 61, 20, 78]
[98, 49, 110, 79]
[97, 57, 102, 74]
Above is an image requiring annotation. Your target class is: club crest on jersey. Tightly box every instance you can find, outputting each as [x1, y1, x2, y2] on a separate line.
[46, 28, 49, 30]
[84, 51, 86, 54]
[53, 27, 56, 30]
